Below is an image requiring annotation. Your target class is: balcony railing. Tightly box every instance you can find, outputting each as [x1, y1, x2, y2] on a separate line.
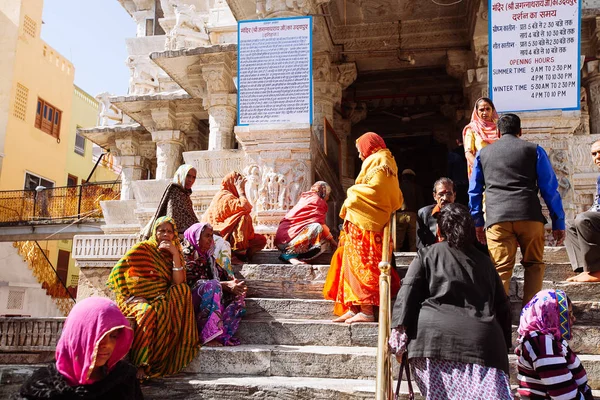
[0, 181, 121, 226]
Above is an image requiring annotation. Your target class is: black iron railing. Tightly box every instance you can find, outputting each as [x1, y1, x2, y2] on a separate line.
[0, 181, 121, 226]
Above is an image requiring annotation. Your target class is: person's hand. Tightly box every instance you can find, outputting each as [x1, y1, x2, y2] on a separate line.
[234, 175, 247, 195]
[395, 351, 405, 364]
[475, 226, 487, 245]
[226, 279, 247, 295]
[158, 240, 178, 256]
[329, 237, 338, 248]
[553, 229, 565, 246]
[128, 296, 147, 304]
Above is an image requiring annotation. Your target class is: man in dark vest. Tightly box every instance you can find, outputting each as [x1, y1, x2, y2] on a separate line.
[565, 139, 600, 282]
[468, 113, 565, 307]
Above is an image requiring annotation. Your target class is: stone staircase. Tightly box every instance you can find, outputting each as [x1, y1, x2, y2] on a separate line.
[142, 247, 600, 398]
[1, 247, 600, 399]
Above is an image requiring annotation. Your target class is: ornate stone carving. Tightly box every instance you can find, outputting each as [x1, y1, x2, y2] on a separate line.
[96, 92, 123, 126]
[155, 140, 183, 179]
[256, 0, 330, 19]
[550, 149, 572, 199]
[165, 3, 210, 50]
[126, 56, 159, 95]
[336, 63, 357, 90]
[184, 149, 246, 185]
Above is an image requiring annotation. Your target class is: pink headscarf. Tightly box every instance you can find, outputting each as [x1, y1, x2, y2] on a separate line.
[184, 222, 216, 265]
[275, 182, 330, 246]
[55, 297, 133, 386]
[517, 289, 571, 341]
[462, 98, 500, 145]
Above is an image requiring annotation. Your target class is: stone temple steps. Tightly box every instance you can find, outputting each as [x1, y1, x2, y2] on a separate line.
[1, 247, 600, 399]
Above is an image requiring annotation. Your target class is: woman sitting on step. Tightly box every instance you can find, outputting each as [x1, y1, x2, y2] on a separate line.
[108, 216, 198, 380]
[140, 163, 199, 240]
[202, 171, 266, 263]
[183, 222, 247, 346]
[516, 289, 594, 399]
[390, 204, 513, 400]
[17, 297, 143, 400]
[323, 132, 403, 324]
[275, 181, 338, 265]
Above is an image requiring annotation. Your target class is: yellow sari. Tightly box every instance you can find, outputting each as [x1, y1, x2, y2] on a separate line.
[324, 146, 403, 315]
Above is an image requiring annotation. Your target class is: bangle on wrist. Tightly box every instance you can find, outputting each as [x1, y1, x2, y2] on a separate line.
[172, 266, 184, 272]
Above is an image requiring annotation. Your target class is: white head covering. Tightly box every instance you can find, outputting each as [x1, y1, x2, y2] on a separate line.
[173, 164, 195, 187]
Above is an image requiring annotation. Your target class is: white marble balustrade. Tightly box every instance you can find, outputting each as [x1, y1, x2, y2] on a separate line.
[72, 234, 138, 260]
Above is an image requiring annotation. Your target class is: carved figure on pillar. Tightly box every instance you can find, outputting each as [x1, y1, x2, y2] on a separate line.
[126, 57, 160, 95]
[550, 149, 572, 199]
[96, 92, 123, 126]
[166, 3, 210, 50]
[243, 165, 261, 206]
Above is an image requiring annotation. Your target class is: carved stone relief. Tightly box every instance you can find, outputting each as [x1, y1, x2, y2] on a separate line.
[165, 3, 210, 50]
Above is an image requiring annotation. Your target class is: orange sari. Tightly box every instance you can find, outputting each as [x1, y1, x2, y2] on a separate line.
[323, 132, 403, 315]
[201, 172, 255, 252]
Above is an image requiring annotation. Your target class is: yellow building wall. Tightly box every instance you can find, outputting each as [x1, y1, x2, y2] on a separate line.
[63, 86, 119, 286]
[0, 0, 73, 192]
[0, 0, 75, 276]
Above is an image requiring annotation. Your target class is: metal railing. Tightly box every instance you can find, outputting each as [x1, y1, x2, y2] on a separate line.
[0, 181, 120, 226]
[376, 213, 395, 400]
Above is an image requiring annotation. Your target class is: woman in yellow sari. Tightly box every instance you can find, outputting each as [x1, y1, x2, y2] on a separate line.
[463, 97, 499, 178]
[323, 132, 403, 324]
[107, 216, 198, 380]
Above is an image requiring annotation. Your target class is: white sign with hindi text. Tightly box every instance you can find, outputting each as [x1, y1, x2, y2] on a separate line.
[489, 0, 580, 112]
[237, 17, 313, 125]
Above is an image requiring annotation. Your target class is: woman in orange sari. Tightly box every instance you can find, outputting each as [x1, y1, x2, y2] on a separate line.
[323, 132, 403, 324]
[201, 171, 266, 262]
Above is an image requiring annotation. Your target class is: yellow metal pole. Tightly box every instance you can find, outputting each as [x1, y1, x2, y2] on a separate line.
[376, 215, 392, 400]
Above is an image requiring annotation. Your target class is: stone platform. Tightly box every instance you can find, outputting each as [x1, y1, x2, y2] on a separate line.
[2, 248, 600, 399]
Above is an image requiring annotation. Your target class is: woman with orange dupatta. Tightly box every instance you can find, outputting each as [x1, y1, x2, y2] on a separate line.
[201, 171, 266, 262]
[323, 132, 403, 324]
[463, 97, 500, 178]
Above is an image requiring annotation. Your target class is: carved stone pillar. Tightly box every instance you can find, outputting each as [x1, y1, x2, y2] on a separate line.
[151, 130, 184, 179]
[583, 60, 600, 135]
[114, 137, 146, 200]
[202, 62, 237, 150]
[464, 67, 488, 108]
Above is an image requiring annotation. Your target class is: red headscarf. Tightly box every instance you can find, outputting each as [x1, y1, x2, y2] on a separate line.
[462, 98, 500, 145]
[356, 132, 387, 159]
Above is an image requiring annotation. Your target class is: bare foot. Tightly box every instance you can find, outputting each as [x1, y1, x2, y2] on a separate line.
[345, 312, 375, 324]
[567, 271, 600, 283]
[332, 310, 356, 323]
[204, 339, 224, 347]
[289, 258, 307, 266]
[136, 367, 148, 380]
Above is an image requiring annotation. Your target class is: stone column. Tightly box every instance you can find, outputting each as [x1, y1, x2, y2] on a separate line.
[583, 60, 600, 135]
[151, 130, 184, 180]
[114, 137, 146, 200]
[202, 63, 237, 150]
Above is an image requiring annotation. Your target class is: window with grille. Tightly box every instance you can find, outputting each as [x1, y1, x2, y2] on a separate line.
[35, 98, 62, 138]
[75, 126, 85, 155]
[24, 172, 54, 191]
[7, 290, 25, 310]
[23, 15, 36, 37]
[13, 83, 28, 121]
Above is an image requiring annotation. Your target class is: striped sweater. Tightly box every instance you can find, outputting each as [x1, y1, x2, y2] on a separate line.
[516, 332, 593, 400]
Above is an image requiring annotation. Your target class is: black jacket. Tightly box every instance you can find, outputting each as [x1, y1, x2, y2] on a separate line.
[416, 204, 437, 250]
[392, 241, 512, 373]
[15, 361, 143, 400]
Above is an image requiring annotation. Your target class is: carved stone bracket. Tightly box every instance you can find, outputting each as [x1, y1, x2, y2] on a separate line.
[463, 67, 488, 108]
[256, 0, 331, 19]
